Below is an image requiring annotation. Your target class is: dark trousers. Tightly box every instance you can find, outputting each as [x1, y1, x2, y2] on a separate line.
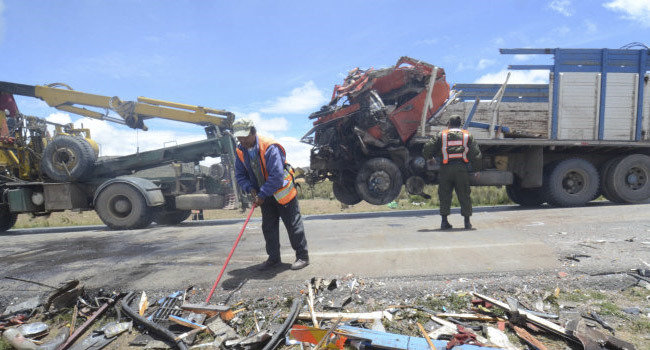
[260, 196, 309, 261]
[438, 163, 472, 217]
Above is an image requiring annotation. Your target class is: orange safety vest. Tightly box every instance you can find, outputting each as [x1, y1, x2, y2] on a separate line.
[236, 136, 297, 204]
[441, 128, 470, 164]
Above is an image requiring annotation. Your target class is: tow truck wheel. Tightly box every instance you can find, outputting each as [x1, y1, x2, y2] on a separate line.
[505, 185, 544, 207]
[332, 179, 361, 205]
[606, 154, 650, 203]
[95, 183, 153, 229]
[41, 135, 95, 182]
[0, 205, 17, 232]
[153, 209, 191, 225]
[355, 157, 403, 205]
[543, 158, 599, 207]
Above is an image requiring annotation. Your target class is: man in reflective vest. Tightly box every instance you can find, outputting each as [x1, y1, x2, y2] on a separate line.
[233, 119, 309, 270]
[422, 115, 481, 230]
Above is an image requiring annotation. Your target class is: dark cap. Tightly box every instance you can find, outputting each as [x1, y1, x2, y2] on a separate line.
[448, 115, 463, 127]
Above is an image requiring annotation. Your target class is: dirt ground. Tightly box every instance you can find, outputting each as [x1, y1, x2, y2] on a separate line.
[2, 202, 650, 349]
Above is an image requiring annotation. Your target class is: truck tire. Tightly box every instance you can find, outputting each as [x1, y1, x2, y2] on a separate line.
[332, 180, 361, 205]
[355, 158, 403, 205]
[543, 158, 599, 207]
[41, 135, 95, 182]
[606, 154, 650, 203]
[95, 183, 153, 229]
[600, 156, 625, 203]
[506, 185, 544, 207]
[0, 206, 17, 232]
[154, 209, 191, 225]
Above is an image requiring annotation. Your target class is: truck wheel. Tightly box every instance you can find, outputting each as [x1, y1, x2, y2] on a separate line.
[41, 135, 95, 182]
[506, 185, 544, 207]
[332, 180, 361, 205]
[355, 158, 403, 205]
[95, 183, 153, 229]
[601, 156, 625, 203]
[606, 154, 650, 203]
[154, 209, 191, 225]
[543, 158, 599, 207]
[0, 206, 17, 232]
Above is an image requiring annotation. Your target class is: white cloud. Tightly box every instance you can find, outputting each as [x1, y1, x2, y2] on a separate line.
[584, 19, 598, 33]
[276, 136, 311, 168]
[604, 0, 650, 26]
[514, 54, 532, 62]
[241, 112, 289, 133]
[474, 69, 550, 84]
[46, 112, 72, 126]
[260, 81, 327, 114]
[477, 59, 495, 70]
[549, 0, 573, 16]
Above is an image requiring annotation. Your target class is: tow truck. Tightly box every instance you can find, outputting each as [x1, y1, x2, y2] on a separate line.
[0, 81, 243, 231]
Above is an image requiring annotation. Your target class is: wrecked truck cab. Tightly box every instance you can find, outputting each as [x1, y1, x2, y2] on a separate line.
[301, 56, 450, 205]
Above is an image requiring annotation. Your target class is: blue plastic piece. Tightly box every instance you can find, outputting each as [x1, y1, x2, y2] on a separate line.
[338, 325, 499, 350]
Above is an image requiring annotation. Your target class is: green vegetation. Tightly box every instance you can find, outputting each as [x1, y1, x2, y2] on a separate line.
[0, 338, 11, 350]
[298, 180, 513, 208]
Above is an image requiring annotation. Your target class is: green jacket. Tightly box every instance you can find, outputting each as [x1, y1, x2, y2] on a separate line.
[423, 129, 482, 167]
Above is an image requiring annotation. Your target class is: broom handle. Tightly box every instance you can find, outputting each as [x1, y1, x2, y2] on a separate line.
[205, 203, 257, 303]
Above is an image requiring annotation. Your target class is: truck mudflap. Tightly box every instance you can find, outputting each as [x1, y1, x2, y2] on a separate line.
[93, 176, 164, 207]
[469, 170, 513, 186]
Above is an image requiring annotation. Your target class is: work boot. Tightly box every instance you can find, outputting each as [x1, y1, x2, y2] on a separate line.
[290, 258, 309, 270]
[440, 216, 452, 230]
[464, 216, 472, 230]
[257, 258, 281, 271]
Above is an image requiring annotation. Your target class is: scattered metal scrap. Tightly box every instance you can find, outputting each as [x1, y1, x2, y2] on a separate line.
[0, 274, 645, 350]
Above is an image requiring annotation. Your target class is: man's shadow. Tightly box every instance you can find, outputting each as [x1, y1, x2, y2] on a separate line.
[219, 262, 293, 290]
[418, 228, 476, 232]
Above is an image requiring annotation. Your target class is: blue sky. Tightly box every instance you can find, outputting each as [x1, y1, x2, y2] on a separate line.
[1, 0, 649, 166]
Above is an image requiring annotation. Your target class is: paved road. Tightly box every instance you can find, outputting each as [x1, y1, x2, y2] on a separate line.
[1, 203, 649, 301]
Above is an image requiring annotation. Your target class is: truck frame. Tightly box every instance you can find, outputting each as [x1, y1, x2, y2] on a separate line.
[303, 47, 650, 207]
[0, 82, 243, 231]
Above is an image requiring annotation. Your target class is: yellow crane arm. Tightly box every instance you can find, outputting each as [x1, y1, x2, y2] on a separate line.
[0, 81, 234, 131]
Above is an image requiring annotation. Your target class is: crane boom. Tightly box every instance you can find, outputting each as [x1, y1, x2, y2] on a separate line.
[0, 81, 234, 131]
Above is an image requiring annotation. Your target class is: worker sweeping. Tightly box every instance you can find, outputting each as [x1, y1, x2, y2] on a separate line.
[233, 119, 309, 270]
[423, 115, 481, 230]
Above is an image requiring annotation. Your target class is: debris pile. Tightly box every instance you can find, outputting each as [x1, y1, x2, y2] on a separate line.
[1, 275, 647, 350]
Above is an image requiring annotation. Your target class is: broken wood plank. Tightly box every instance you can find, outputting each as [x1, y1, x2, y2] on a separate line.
[435, 313, 502, 322]
[180, 303, 230, 318]
[417, 322, 436, 350]
[296, 311, 384, 322]
[472, 292, 574, 341]
[307, 281, 320, 328]
[512, 325, 548, 350]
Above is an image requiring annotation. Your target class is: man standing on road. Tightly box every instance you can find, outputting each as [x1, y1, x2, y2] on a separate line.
[233, 119, 310, 270]
[422, 115, 481, 230]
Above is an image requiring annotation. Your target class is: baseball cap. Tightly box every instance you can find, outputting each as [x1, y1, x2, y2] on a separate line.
[232, 118, 255, 137]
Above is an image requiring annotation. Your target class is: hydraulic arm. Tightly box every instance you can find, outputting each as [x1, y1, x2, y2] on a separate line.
[0, 81, 235, 131]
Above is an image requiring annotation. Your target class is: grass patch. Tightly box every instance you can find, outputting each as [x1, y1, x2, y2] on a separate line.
[561, 290, 590, 303]
[0, 338, 12, 350]
[629, 318, 650, 334]
[598, 301, 624, 318]
[11, 182, 513, 229]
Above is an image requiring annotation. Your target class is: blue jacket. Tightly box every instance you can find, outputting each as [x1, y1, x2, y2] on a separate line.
[235, 136, 286, 199]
